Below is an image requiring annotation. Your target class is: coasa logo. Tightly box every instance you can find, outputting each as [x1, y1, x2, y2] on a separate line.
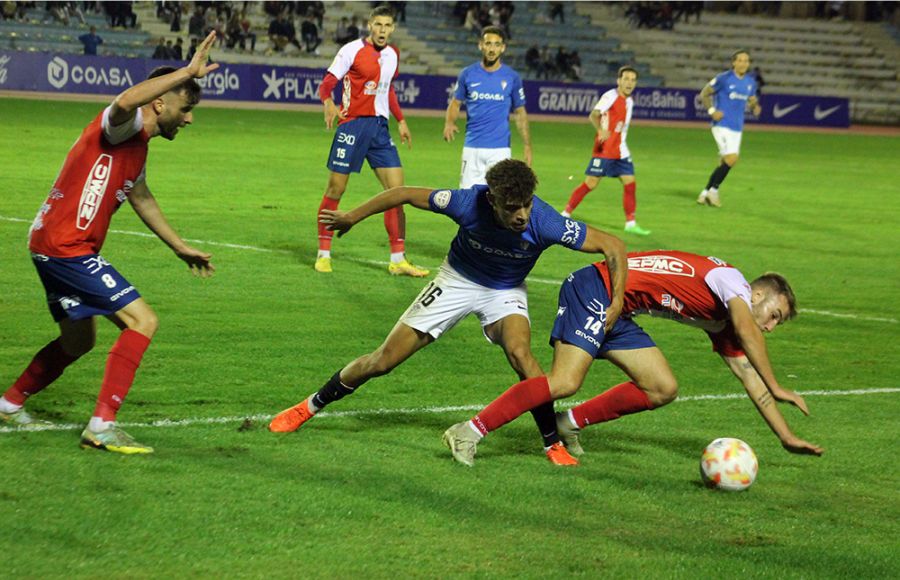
[628, 255, 695, 277]
[47, 56, 133, 90]
[77, 154, 113, 230]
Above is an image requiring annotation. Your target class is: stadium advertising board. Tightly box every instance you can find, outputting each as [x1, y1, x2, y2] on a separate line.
[0, 51, 849, 128]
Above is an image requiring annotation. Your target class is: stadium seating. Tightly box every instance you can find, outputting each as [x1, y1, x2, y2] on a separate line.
[574, 3, 900, 124]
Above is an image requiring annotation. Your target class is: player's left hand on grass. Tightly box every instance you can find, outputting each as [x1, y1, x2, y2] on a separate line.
[319, 209, 354, 236]
[782, 436, 823, 456]
[186, 31, 219, 78]
[177, 247, 215, 278]
[398, 120, 412, 149]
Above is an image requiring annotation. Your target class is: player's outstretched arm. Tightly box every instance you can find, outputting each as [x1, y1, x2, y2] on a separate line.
[578, 225, 627, 331]
[128, 181, 215, 277]
[320, 186, 434, 236]
[109, 31, 219, 126]
[722, 354, 823, 455]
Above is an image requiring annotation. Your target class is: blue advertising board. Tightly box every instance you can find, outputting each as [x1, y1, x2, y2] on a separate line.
[0, 51, 851, 128]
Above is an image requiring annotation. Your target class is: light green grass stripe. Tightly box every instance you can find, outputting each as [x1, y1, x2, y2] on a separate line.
[2, 387, 897, 434]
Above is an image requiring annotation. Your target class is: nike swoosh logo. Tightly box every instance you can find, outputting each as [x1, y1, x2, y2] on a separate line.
[772, 103, 801, 118]
[814, 105, 842, 121]
[471, 82, 482, 87]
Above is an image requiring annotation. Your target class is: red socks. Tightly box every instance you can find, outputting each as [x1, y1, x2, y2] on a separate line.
[472, 376, 552, 435]
[384, 207, 405, 254]
[317, 196, 340, 252]
[4, 339, 79, 405]
[93, 329, 151, 422]
[564, 183, 591, 215]
[623, 182, 636, 222]
[571, 381, 653, 428]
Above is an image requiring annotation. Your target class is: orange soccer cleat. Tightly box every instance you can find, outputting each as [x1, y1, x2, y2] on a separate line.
[545, 442, 579, 466]
[269, 398, 315, 433]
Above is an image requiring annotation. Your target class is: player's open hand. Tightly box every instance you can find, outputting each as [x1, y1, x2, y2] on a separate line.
[186, 31, 219, 78]
[324, 100, 346, 130]
[752, 104, 762, 116]
[711, 110, 725, 122]
[777, 389, 810, 416]
[782, 436, 823, 456]
[398, 120, 412, 149]
[443, 123, 458, 142]
[176, 246, 215, 278]
[319, 209, 354, 236]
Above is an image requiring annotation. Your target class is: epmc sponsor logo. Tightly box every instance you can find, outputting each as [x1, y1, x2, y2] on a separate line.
[77, 154, 113, 230]
[628, 255, 695, 277]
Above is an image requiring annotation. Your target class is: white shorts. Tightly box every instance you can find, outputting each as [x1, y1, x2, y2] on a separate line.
[711, 126, 743, 156]
[399, 261, 529, 342]
[460, 147, 511, 189]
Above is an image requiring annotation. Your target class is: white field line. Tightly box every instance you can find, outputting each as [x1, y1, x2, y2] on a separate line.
[1, 387, 897, 434]
[2, 214, 896, 324]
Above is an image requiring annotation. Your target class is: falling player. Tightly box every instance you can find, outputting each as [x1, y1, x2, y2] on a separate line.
[0, 32, 219, 454]
[562, 66, 650, 236]
[444, 250, 823, 466]
[315, 4, 428, 276]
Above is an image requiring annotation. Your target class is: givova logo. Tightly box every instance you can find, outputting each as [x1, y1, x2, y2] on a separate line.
[47, 57, 134, 90]
[77, 154, 113, 230]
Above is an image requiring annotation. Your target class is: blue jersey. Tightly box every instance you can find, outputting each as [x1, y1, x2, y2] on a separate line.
[428, 185, 587, 289]
[454, 63, 525, 149]
[709, 70, 757, 132]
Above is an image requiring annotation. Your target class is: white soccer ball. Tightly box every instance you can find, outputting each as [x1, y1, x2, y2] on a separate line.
[700, 438, 758, 491]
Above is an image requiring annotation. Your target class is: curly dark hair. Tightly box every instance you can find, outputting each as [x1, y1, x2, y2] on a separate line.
[751, 272, 797, 320]
[148, 66, 201, 105]
[485, 159, 538, 203]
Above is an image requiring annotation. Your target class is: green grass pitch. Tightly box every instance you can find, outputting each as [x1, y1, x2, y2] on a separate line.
[0, 97, 898, 577]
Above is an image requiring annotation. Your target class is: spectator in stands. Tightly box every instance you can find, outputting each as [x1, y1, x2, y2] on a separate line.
[549, 1, 564, 23]
[1, 1, 15, 21]
[189, 7, 205, 37]
[752, 66, 766, 95]
[268, 11, 302, 52]
[569, 50, 582, 81]
[172, 37, 184, 60]
[525, 44, 543, 78]
[390, 1, 406, 23]
[347, 15, 361, 39]
[300, 10, 321, 54]
[152, 37, 173, 60]
[540, 45, 558, 79]
[463, 4, 481, 36]
[78, 26, 103, 56]
[186, 36, 199, 60]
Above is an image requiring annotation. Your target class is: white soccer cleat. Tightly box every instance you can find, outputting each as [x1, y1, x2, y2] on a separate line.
[442, 421, 480, 467]
[556, 412, 584, 456]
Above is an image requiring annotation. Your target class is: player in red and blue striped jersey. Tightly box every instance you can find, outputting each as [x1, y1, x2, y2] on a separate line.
[314, 4, 427, 277]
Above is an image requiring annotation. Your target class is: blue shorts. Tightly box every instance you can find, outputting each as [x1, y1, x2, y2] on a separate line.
[584, 157, 635, 178]
[32, 253, 141, 322]
[326, 117, 402, 174]
[550, 265, 655, 358]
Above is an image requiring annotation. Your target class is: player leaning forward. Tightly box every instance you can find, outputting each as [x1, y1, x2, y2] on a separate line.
[314, 4, 427, 276]
[697, 50, 761, 207]
[0, 32, 219, 453]
[271, 159, 627, 466]
[444, 250, 823, 466]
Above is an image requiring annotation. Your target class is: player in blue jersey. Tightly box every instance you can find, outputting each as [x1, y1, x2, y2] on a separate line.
[269, 159, 627, 466]
[443, 26, 531, 188]
[697, 50, 761, 207]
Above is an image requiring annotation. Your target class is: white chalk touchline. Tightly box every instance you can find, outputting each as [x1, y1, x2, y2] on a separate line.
[1, 214, 896, 325]
[1, 387, 897, 434]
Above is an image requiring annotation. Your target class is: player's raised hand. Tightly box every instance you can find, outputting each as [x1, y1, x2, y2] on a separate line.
[176, 246, 215, 278]
[319, 209, 354, 236]
[186, 31, 219, 78]
[443, 123, 459, 142]
[781, 436, 823, 456]
[398, 120, 412, 149]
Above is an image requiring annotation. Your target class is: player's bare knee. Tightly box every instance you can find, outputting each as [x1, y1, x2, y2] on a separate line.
[724, 155, 739, 167]
[130, 310, 159, 338]
[547, 373, 581, 399]
[505, 344, 537, 376]
[644, 377, 678, 407]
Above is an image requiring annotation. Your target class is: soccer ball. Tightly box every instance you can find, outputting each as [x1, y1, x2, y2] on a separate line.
[700, 438, 758, 491]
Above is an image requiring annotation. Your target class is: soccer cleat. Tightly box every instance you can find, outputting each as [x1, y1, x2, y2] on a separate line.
[624, 223, 652, 236]
[705, 189, 721, 207]
[269, 398, 315, 433]
[442, 421, 480, 467]
[80, 426, 154, 454]
[0, 408, 54, 429]
[545, 442, 579, 466]
[556, 412, 584, 457]
[696, 189, 708, 205]
[388, 259, 430, 278]
[314, 256, 332, 273]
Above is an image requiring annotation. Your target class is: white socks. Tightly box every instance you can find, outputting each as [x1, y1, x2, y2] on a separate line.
[0, 396, 22, 413]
